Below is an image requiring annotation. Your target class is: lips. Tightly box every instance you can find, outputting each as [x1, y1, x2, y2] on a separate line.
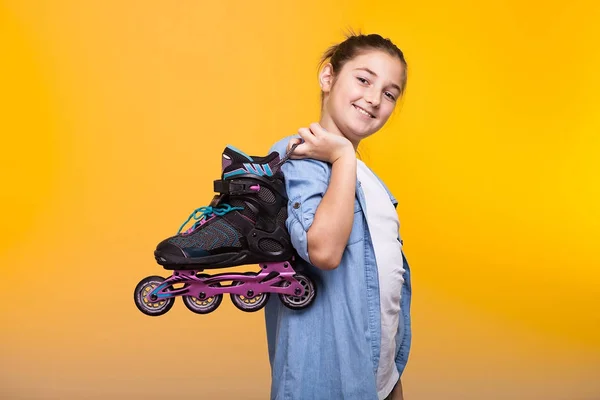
[352, 104, 375, 119]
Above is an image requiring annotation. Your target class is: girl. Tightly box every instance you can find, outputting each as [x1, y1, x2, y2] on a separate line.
[265, 33, 412, 400]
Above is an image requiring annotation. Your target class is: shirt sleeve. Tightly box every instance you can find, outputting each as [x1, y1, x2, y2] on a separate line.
[269, 139, 331, 266]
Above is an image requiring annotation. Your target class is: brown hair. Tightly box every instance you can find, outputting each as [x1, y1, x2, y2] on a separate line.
[318, 30, 408, 103]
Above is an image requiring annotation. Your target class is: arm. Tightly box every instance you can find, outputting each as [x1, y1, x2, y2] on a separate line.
[307, 152, 356, 270]
[286, 123, 356, 271]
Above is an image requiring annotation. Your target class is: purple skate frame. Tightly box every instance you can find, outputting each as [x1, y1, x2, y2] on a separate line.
[146, 260, 305, 302]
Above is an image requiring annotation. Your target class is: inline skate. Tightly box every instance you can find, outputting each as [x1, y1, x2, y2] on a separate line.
[133, 143, 317, 316]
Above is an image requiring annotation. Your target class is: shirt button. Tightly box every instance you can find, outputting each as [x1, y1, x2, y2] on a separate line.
[293, 202, 300, 209]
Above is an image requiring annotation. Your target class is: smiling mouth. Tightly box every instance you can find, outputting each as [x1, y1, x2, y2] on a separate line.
[353, 104, 375, 119]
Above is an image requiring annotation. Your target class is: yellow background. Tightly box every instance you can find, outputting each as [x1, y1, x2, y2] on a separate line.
[1, 1, 599, 399]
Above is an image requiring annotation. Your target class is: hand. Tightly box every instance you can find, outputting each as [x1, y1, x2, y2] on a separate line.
[286, 123, 354, 164]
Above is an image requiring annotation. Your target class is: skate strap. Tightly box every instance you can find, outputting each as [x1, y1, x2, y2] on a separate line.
[272, 139, 303, 173]
[214, 179, 262, 195]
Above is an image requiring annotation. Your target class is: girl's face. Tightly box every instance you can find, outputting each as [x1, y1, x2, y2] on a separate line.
[320, 50, 404, 146]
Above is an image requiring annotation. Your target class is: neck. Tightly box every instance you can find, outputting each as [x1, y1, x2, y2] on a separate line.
[319, 108, 360, 151]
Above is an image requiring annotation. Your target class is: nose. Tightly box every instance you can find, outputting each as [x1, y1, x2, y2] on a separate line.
[364, 89, 381, 108]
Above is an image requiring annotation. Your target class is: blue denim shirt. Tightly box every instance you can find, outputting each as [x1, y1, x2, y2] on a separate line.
[264, 136, 413, 400]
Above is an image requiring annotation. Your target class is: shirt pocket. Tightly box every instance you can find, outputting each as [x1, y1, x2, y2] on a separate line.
[346, 198, 365, 246]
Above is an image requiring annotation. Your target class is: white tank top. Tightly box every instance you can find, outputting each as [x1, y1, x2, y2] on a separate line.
[356, 159, 406, 400]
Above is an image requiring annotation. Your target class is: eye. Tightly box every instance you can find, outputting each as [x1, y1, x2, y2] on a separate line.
[356, 76, 369, 85]
[385, 92, 397, 101]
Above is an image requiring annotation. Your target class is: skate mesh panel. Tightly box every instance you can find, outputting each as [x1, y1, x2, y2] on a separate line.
[259, 238, 283, 252]
[276, 207, 287, 226]
[169, 219, 242, 250]
[257, 187, 276, 203]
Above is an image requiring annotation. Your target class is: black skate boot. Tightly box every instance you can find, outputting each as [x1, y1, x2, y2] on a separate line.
[154, 145, 294, 270]
[134, 141, 317, 316]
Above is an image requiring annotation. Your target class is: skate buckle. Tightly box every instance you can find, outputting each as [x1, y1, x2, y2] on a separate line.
[214, 179, 261, 195]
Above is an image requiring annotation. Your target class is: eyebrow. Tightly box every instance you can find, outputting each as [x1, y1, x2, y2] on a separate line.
[354, 67, 402, 92]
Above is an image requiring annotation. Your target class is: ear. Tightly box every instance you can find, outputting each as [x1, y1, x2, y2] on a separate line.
[319, 63, 334, 93]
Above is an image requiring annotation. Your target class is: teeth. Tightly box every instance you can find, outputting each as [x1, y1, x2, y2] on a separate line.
[354, 105, 373, 118]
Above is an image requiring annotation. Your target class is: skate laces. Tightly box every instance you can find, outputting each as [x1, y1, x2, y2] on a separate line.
[177, 204, 244, 234]
[175, 141, 301, 235]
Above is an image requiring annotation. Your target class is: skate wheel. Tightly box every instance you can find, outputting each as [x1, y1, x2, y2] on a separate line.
[134, 275, 175, 317]
[230, 280, 269, 312]
[279, 274, 317, 310]
[182, 276, 223, 314]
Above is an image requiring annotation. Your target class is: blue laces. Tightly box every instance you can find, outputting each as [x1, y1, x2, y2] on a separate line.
[178, 204, 244, 234]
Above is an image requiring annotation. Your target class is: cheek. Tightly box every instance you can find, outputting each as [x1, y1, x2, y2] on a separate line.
[381, 103, 396, 119]
[332, 91, 354, 112]
[335, 82, 360, 101]
[347, 86, 364, 101]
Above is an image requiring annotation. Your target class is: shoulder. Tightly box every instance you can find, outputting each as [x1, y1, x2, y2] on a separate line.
[269, 135, 294, 157]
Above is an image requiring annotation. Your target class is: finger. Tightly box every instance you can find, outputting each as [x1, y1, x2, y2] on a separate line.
[290, 139, 305, 154]
[297, 127, 314, 142]
[286, 137, 302, 152]
[296, 129, 315, 150]
[288, 140, 310, 159]
[309, 122, 327, 136]
[288, 147, 308, 159]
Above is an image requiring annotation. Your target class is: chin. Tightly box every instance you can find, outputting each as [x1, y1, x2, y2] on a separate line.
[335, 116, 377, 140]
[346, 125, 377, 140]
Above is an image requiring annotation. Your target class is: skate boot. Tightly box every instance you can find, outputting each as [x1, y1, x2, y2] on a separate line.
[133, 142, 317, 316]
[154, 144, 294, 269]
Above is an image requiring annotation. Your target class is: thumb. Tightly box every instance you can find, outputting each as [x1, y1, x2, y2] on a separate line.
[286, 137, 304, 153]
